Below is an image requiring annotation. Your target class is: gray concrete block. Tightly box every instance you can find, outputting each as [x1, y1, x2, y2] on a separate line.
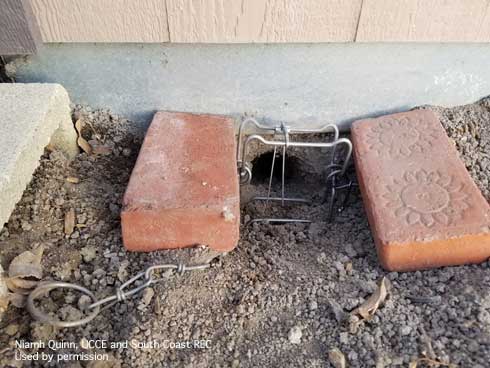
[0, 83, 78, 227]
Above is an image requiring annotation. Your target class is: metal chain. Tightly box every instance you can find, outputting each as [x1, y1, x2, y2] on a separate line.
[27, 263, 210, 328]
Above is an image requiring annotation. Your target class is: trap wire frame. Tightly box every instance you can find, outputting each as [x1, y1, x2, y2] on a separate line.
[237, 118, 357, 225]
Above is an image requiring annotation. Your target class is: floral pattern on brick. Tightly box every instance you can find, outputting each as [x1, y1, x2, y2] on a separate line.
[382, 169, 470, 227]
[366, 117, 438, 158]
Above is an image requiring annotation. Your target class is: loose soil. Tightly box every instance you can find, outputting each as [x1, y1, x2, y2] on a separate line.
[0, 101, 489, 368]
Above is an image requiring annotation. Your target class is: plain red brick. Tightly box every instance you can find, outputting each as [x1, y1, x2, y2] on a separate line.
[352, 110, 490, 271]
[121, 111, 240, 252]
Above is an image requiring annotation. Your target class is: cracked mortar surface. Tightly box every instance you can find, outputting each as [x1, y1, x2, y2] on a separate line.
[0, 100, 489, 367]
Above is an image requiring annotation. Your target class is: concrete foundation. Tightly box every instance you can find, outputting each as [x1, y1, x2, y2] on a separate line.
[8, 43, 490, 131]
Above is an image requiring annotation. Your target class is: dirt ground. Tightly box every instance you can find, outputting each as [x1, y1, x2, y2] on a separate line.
[0, 101, 490, 368]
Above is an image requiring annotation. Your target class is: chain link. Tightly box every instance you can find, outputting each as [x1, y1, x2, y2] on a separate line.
[27, 263, 210, 328]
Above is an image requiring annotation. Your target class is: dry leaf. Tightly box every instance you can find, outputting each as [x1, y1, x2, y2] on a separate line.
[77, 136, 92, 154]
[352, 276, 391, 320]
[8, 245, 43, 279]
[66, 177, 80, 184]
[75, 119, 92, 154]
[6, 278, 39, 292]
[345, 262, 353, 272]
[6, 245, 44, 295]
[75, 118, 84, 135]
[328, 348, 347, 368]
[64, 208, 76, 235]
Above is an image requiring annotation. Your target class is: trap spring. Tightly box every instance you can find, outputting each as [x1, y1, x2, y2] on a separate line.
[27, 263, 209, 328]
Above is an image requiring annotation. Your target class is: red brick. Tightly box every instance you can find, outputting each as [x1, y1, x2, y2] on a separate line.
[352, 110, 490, 271]
[121, 111, 240, 252]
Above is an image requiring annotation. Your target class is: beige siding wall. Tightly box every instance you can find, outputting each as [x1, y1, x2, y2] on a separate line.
[357, 0, 490, 42]
[166, 0, 362, 42]
[29, 0, 490, 43]
[31, 0, 169, 42]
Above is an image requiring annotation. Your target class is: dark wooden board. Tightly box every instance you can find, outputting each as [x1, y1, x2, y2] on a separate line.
[0, 0, 41, 55]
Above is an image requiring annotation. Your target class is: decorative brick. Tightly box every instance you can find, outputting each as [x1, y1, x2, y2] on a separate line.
[121, 112, 239, 252]
[352, 110, 490, 271]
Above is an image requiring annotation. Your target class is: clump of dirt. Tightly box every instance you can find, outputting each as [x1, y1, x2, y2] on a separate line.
[0, 103, 489, 368]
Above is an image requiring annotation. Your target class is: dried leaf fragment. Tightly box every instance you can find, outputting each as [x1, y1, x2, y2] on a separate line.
[75, 118, 84, 135]
[6, 245, 44, 295]
[328, 348, 347, 368]
[75, 119, 92, 154]
[352, 276, 391, 320]
[8, 245, 43, 279]
[78, 137, 92, 154]
[66, 176, 80, 184]
[64, 208, 76, 235]
[6, 277, 39, 292]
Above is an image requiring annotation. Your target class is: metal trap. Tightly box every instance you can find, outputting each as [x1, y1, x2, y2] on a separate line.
[237, 118, 357, 224]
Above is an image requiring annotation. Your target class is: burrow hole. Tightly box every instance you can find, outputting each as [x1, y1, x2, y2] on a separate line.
[251, 151, 303, 184]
